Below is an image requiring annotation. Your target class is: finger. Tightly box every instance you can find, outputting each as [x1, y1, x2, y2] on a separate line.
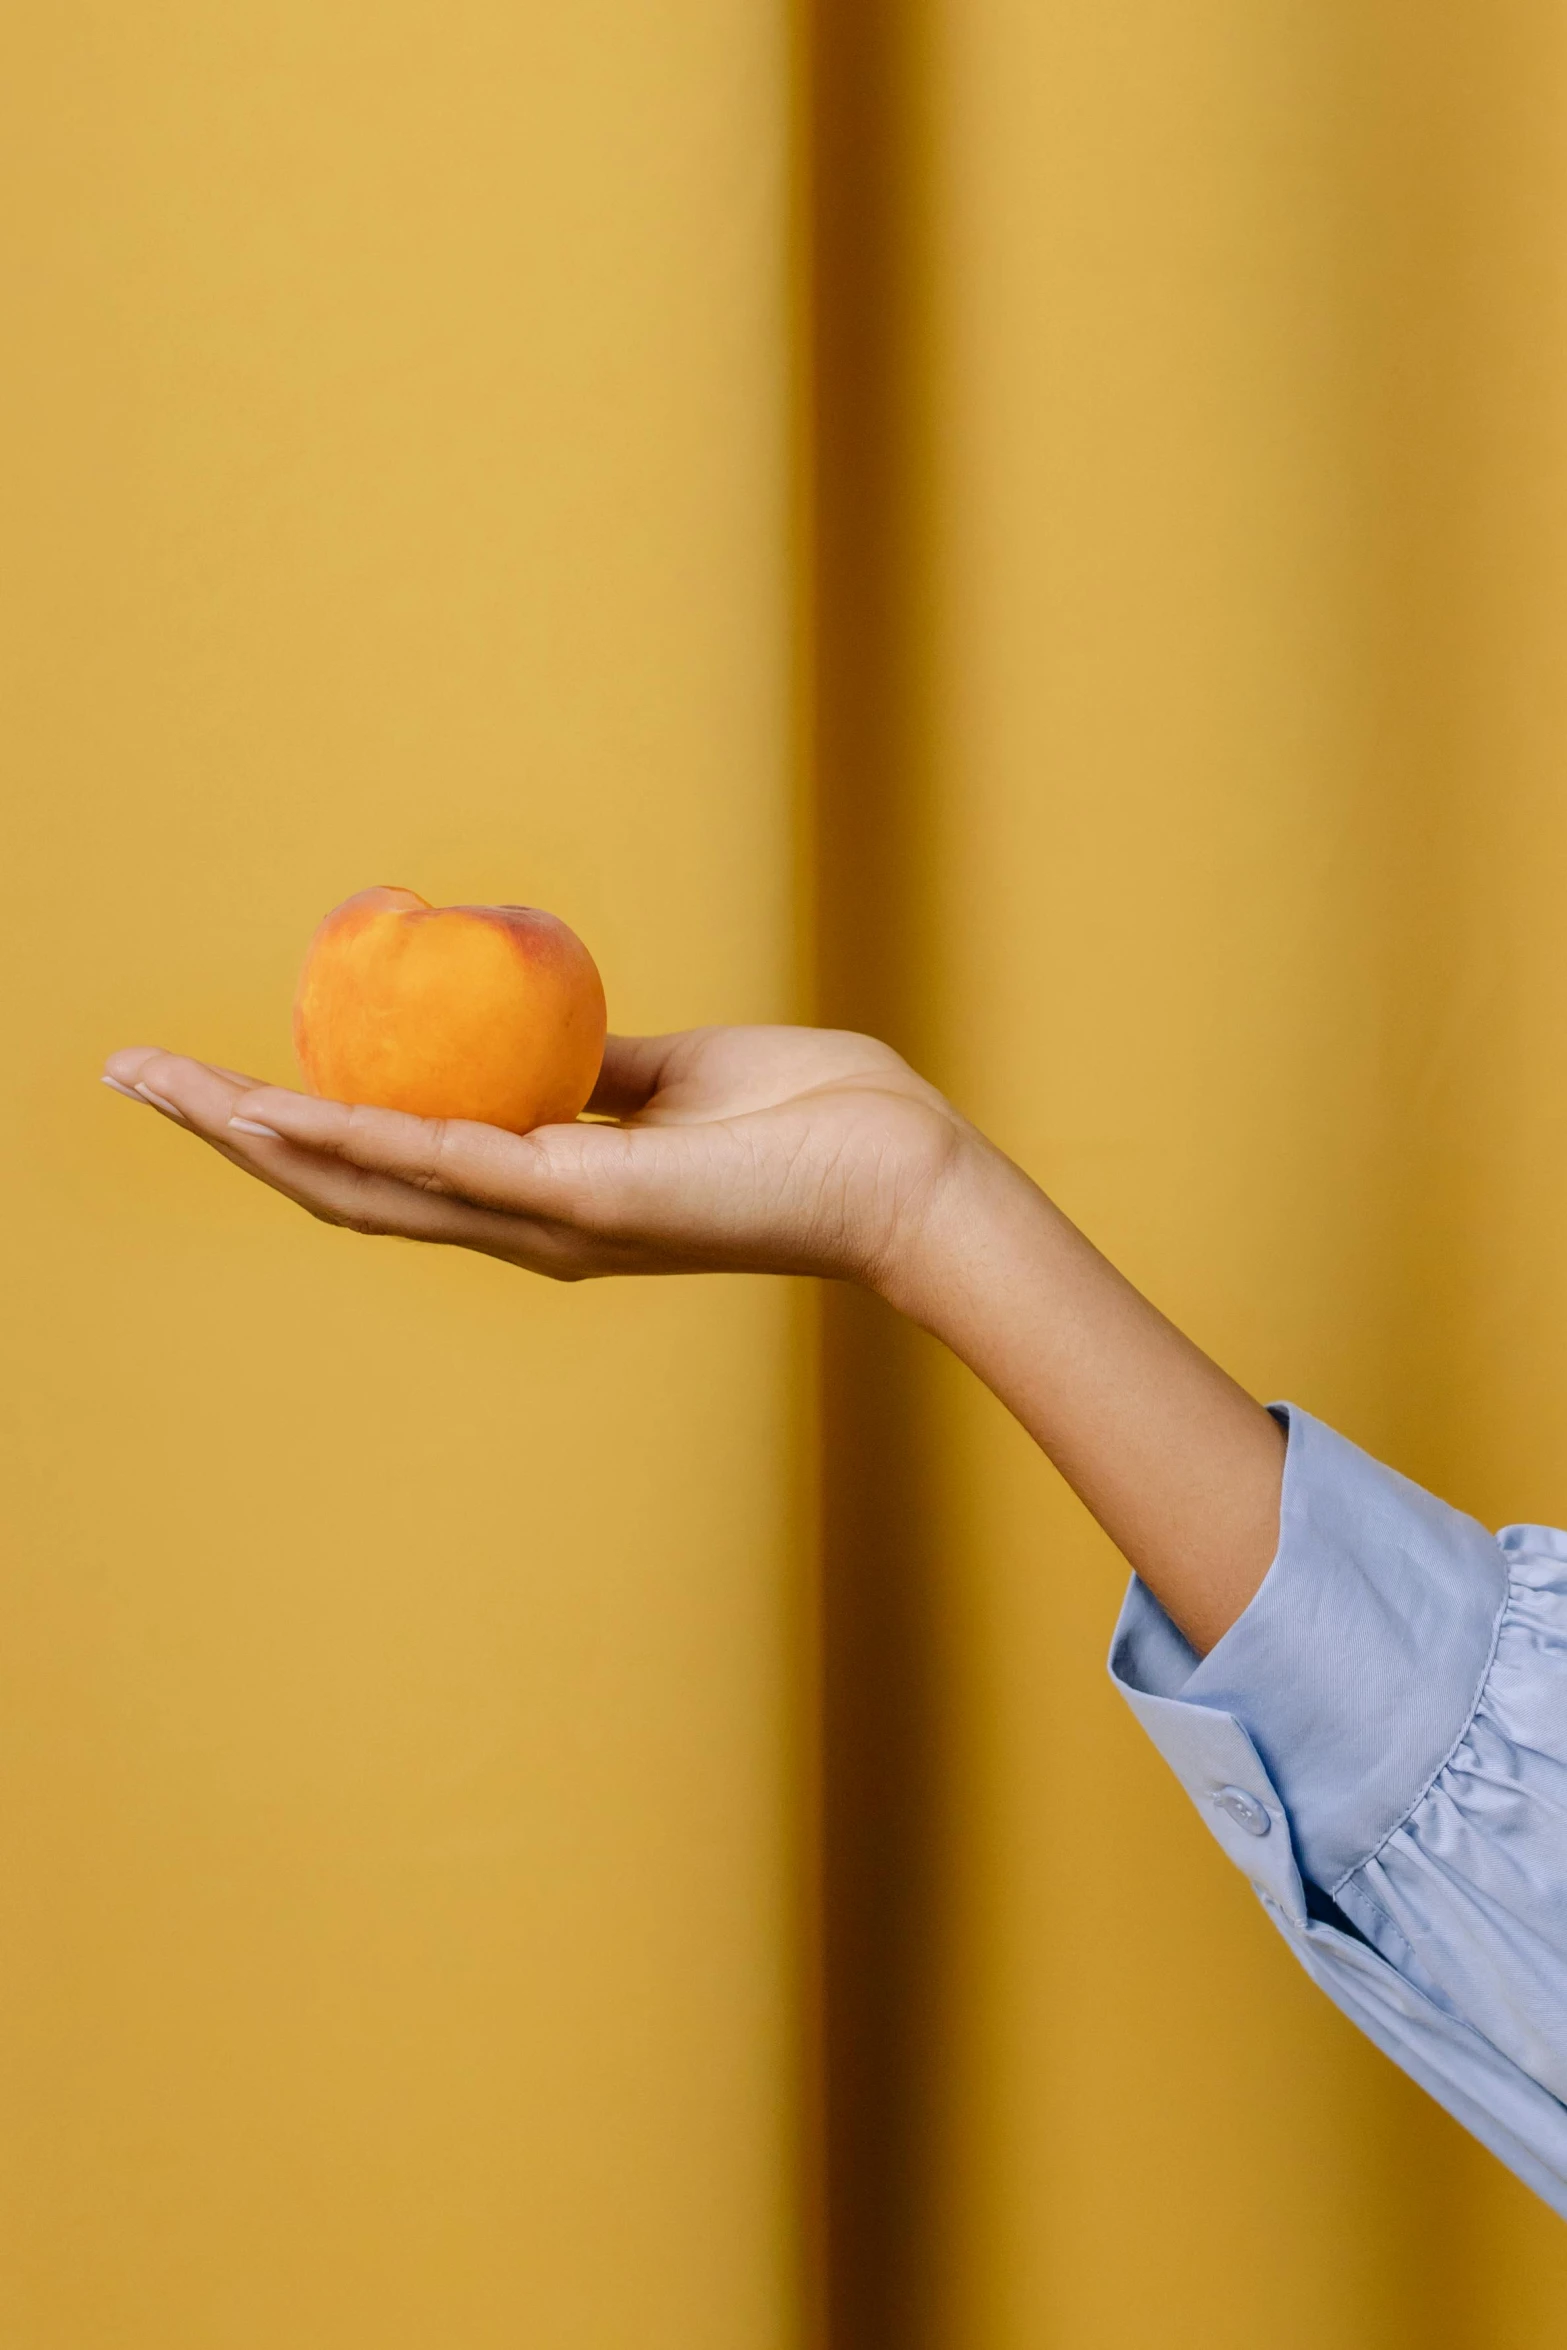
[221, 1115, 642, 1278]
[104, 1044, 188, 1111]
[115, 1057, 652, 1241]
[234, 1138, 552, 1254]
[108, 1040, 669, 1123]
[113, 1054, 609, 1269]
[104, 1046, 276, 1104]
[102, 1055, 230, 1130]
[218, 1084, 629, 1221]
[586, 1033, 685, 1118]
[104, 1046, 165, 1087]
[226, 1129, 605, 1273]
[101, 1049, 642, 1277]
[103, 1052, 324, 1188]
[106, 1049, 255, 1132]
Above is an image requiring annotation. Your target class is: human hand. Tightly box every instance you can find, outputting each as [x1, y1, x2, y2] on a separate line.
[102, 1027, 971, 1288]
[104, 1020, 1287, 1651]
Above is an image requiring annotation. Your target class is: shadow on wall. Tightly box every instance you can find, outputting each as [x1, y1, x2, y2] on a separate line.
[808, 0, 948, 2342]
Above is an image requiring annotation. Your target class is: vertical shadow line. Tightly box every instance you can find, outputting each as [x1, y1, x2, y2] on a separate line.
[805, 1, 943, 2343]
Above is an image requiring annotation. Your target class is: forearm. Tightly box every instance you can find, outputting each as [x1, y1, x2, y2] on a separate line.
[875, 1130, 1285, 1655]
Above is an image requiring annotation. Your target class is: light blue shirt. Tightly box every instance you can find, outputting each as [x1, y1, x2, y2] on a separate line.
[1110, 1403, 1567, 2217]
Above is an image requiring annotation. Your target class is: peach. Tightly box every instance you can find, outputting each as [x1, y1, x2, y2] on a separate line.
[293, 887, 607, 1133]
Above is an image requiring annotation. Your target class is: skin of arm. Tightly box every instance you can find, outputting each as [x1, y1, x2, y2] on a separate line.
[104, 1025, 1283, 1656]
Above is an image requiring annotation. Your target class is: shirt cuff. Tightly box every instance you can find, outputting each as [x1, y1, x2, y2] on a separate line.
[1109, 1403, 1508, 1894]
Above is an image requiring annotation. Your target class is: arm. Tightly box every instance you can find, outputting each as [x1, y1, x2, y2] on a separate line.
[105, 1026, 1567, 2216]
[104, 1025, 1282, 1654]
[878, 1135, 1283, 1655]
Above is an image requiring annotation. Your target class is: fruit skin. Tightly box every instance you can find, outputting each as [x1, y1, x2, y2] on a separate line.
[293, 887, 607, 1134]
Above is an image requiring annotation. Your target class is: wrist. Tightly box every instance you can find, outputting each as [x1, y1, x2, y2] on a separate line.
[863, 1120, 1026, 1331]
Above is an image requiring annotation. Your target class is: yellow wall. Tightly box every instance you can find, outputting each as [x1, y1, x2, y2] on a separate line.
[2, 7, 806, 2345]
[812, 2, 1567, 2343]
[9, 4, 1567, 2346]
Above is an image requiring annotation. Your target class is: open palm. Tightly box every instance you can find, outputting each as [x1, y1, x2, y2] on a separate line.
[103, 1026, 968, 1284]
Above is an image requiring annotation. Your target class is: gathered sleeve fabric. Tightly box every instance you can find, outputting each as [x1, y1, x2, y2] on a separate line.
[1110, 1404, 1567, 2218]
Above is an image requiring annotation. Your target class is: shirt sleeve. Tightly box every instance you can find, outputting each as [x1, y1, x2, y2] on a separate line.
[1109, 1403, 1567, 2219]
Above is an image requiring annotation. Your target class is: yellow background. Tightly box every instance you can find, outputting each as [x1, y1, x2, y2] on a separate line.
[6, 3, 1567, 2345]
[3, 6, 807, 2345]
[812, 4, 1567, 2343]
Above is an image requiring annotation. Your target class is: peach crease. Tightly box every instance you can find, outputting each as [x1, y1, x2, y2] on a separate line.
[292, 886, 606, 1134]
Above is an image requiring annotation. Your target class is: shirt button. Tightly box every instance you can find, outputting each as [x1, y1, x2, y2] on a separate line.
[1213, 1785, 1271, 1836]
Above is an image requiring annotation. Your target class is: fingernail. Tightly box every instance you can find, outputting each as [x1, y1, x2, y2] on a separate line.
[229, 1116, 282, 1140]
[134, 1084, 187, 1123]
[101, 1075, 147, 1103]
